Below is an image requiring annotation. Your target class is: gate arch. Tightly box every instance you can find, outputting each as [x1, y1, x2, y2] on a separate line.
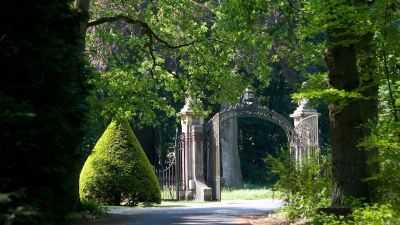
[218, 102, 295, 141]
[203, 99, 298, 201]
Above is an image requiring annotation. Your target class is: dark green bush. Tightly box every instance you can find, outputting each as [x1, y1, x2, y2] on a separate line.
[79, 119, 161, 206]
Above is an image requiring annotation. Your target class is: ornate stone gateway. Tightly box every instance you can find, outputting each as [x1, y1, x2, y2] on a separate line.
[165, 89, 319, 201]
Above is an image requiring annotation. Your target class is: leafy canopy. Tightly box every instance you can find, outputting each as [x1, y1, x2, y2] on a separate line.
[85, 0, 278, 125]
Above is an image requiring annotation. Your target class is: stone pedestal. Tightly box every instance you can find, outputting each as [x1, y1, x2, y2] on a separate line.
[192, 125, 212, 201]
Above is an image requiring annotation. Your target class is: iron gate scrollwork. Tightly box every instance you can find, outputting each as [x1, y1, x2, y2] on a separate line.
[155, 129, 184, 201]
[218, 102, 295, 141]
[292, 115, 319, 162]
[207, 101, 319, 160]
[203, 100, 319, 199]
[203, 101, 298, 201]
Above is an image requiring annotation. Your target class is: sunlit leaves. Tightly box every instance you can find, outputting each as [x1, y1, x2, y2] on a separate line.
[89, 67, 175, 125]
[86, 0, 282, 125]
[359, 120, 400, 205]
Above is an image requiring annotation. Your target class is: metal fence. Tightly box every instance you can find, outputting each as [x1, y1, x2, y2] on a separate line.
[155, 130, 184, 201]
[156, 162, 177, 200]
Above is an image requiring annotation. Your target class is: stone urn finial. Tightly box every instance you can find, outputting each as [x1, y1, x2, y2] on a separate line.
[181, 95, 194, 113]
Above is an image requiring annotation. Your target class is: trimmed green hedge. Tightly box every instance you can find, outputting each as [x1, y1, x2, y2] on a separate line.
[79, 119, 161, 205]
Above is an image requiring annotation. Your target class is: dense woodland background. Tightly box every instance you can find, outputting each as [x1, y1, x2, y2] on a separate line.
[1, 0, 399, 224]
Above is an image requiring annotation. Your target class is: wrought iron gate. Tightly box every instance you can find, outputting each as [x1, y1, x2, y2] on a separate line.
[202, 101, 314, 200]
[203, 101, 319, 168]
[292, 114, 319, 162]
[155, 129, 184, 201]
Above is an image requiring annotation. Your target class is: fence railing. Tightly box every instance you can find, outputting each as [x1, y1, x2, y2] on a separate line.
[155, 129, 183, 201]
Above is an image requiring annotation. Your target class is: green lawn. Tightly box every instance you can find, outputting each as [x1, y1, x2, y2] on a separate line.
[221, 183, 282, 200]
[103, 183, 282, 209]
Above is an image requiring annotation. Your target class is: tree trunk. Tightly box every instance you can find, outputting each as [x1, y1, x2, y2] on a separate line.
[324, 0, 380, 207]
[73, 0, 91, 210]
[76, 0, 90, 51]
[325, 43, 370, 206]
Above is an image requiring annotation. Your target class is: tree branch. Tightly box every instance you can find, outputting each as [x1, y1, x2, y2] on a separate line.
[87, 15, 195, 49]
[147, 37, 157, 78]
[87, 15, 143, 27]
[143, 24, 195, 49]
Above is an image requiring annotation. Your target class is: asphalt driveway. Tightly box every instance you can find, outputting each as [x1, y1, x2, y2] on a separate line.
[77, 199, 283, 225]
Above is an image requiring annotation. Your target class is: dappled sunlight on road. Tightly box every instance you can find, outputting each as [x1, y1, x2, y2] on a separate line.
[77, 199, 283, 225]
[173, 213, 250, 225]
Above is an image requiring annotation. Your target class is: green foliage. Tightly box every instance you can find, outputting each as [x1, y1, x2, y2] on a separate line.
[314, 203, 400, 225]
[378, 82, 400, 120]
[351, 204, 399, 225]
[79, 199, 102, 214]
[78, 199, 107, 215]
[280, 0, 400, 112]
[238, 120, 287, 184]
[0, 191, 43, 225]
[66, 199, 108, 224]
[272, 0, 400, 211]
[266, 147, 331, 221]
[85, 0, 289, 124]
[357, 80, 400, 206]
[293, 87, 365, 112]
[80, 119, 161, 206]
[360, 120, 400, 205]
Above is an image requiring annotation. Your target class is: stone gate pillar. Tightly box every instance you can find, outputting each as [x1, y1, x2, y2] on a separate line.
[179, 97, 212, 201]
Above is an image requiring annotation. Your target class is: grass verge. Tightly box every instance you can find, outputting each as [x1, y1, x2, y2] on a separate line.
[221, 183, 282, 200]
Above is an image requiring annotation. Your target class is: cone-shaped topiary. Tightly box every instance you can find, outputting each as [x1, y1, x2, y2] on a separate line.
[79, 119, 161, 205]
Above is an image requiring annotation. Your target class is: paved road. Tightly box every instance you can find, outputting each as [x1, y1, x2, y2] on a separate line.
[78, 199, 283, 225]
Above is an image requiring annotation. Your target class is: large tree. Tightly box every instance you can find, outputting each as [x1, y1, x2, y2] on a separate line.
[297, 0, 399, 206]
[325, 0, 379, 206]
[283, 0, 400, 207]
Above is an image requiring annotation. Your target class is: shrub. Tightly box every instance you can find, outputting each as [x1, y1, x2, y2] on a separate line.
[360, 121, 400, 205]
[78, 199, 105, 215]
[265, 146, 331, 221]
[314, 203, 400, 225]
[79, 119, 161, 206]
